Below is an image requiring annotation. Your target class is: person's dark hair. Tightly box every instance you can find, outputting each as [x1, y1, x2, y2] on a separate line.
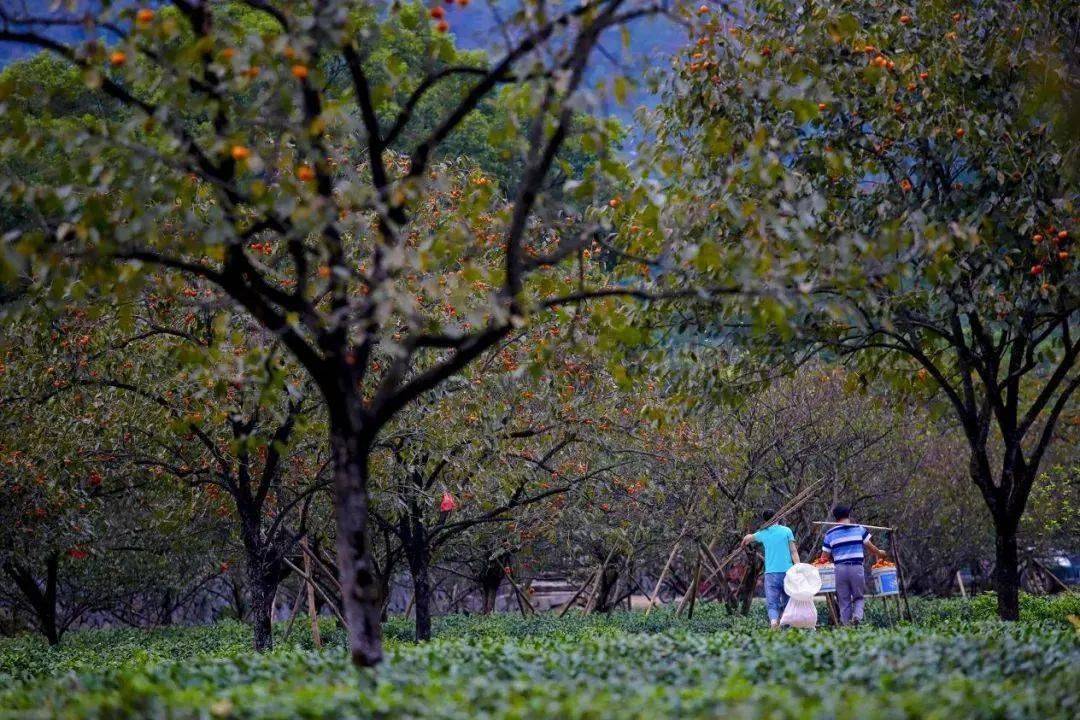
[760, 508, 776, 523]
[832, 504, 851, 521]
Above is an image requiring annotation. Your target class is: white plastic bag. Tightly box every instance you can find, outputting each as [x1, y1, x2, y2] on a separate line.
[779, 596, 818, 628]
[780, 563, 821, 629]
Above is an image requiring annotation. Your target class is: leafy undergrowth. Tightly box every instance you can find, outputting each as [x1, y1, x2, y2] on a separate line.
[1, 596, 1078, 719]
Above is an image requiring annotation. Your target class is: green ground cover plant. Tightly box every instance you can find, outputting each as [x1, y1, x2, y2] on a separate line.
[1, 596, 1077, 719]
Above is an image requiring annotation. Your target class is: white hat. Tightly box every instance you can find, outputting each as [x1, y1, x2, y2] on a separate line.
[784, 563, 822, 600]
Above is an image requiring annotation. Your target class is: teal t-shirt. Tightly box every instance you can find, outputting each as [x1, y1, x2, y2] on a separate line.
[754, 524, 795, 574]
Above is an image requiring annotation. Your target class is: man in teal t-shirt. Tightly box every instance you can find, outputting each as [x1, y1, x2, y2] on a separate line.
[741, 510, 800, 628]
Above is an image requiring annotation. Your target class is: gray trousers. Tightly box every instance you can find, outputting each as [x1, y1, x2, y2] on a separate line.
[835, 562, 866, 624]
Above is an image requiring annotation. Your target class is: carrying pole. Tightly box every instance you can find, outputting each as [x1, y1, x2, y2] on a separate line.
[812, 521, 894, 531]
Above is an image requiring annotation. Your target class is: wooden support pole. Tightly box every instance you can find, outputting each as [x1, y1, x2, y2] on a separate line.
[825, 593, 839, 626]
[646, 537, 684, 617]
[444, 584, 472, 614]
[698, 539, 723, 574]
[584, 548, 617, 615]
[511, 584, 528, 616]
[301, 539, 343, 594]
[696, 539, 726, 601]
[675, 552, 699, 616]
[280, 580, 307, 644]
[558, 569, 598, 618]
[880, 593, 894, 627]
[282, 557, 346, 626]
[300, 537, 322, 648]
[684, 554, 704, 619]
[891, 529, 913, 621]
[627, 573, 655, 606]
[505, 572, 536, 616]
[1032, 558, 1075, 594]
[956, 570, 967, 599]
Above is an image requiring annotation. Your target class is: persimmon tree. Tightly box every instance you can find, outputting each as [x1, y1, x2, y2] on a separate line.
[368, 311, 651, 638]
[1, 290, 337, 651]
[0, 311, 221, 642]
[636, 0, 1079, 619]
[0, 0, 679, 664]
[0, 432, 99, 645]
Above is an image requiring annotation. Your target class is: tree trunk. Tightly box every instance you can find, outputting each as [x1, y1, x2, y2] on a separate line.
[40, 553, 59, 645]
[329, 415, 383, 666]
[248, 565, 277, 652]
[39, 612, 59, 645]
[227, 576, 248, 621]
[2, 554, 60, 645]
[481, 581, 499, 614]
[994, 524, 1021, 621]
[379, 576, 393, 622]
[479, 555, 508, 614]
[158, 588, 175, 626]
[591, 563, 620, 613]
[240, 505, 281, 653]
[976, 459, 1025, 621]
[968, 423, 1047, 621]
[407, 543, 433, 642]
[738, 554, 762, 616]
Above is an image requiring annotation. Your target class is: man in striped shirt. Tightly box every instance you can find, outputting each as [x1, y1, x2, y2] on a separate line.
[822, 504, 889, 626]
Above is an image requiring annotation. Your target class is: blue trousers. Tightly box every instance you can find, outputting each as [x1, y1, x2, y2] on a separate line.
[763, 572, 789, 622]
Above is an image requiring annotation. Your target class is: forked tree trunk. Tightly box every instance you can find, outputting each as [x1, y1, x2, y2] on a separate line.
[976, 460, 1028, 622]
[329, 410, 384, 667]
[2, 553, 60, 645]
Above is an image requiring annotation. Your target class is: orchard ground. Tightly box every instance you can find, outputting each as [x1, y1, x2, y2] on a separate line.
[2, 595, 1078, 720]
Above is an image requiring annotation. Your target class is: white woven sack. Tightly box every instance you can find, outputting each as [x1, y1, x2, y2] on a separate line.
[784, 563, 822, 600]
[780, 563, 821, 629]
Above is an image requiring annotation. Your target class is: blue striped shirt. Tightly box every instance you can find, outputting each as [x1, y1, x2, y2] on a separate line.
[823, 524, 870, 565]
